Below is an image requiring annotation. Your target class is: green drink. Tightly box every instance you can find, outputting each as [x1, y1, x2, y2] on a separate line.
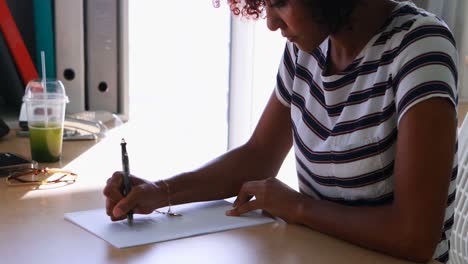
[23, 80, 69, 163]
[29, 124, 63, 162]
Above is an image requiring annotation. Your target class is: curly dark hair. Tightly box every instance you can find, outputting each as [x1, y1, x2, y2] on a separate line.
[224, 0, 362, 33]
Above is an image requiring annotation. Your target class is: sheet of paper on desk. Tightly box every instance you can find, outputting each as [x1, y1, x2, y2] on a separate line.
[64, 200, 275, 248]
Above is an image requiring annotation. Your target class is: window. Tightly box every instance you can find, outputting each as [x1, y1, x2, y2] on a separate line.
[228, 18, 297, 189]
[128, 1, 230, 175]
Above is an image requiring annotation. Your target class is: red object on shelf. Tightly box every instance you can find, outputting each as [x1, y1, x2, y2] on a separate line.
[0, 0, 39, 85]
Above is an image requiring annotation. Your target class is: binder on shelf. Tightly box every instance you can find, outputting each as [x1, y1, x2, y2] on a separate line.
[85, 0, 119, 113]
[0, 0, 39, 85]
[0, 31, 23, 109]
[118, 0, 129, 120]
[55, 0, 85, 114]
[33, 0, 56, 79]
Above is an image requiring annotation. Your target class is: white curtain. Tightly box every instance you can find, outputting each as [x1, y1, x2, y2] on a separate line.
[412, 0, 468, 100]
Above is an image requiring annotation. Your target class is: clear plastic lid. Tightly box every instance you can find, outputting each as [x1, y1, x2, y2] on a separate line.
[23, 79, 69, 103]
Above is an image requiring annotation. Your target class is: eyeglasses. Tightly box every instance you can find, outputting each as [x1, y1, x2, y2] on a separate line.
[5, 168, 78, 189]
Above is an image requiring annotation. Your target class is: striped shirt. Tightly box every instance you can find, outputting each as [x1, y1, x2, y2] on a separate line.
[274, 2, 458, 263]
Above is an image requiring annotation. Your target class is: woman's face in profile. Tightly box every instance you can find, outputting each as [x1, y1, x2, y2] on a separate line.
[265, 0, 330, 52]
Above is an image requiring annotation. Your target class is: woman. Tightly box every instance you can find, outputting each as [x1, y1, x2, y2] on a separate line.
[104, 0, 458, 262]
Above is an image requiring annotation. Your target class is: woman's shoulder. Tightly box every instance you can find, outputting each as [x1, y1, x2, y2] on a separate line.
[379, 1, 456, 58]
[388, 1, 453, 35]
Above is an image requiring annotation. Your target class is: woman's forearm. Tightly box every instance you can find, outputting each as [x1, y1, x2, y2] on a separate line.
[294, 196, 442, 263]
[163, 141, 288, 206]
[162, 93, 293, 207]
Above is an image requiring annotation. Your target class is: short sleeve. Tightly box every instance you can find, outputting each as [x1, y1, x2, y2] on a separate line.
[275, 42, 297, 107]
[392, 17, 458, 125]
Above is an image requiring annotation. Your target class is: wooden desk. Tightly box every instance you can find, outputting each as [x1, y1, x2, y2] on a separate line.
[0, 124, 441, 264]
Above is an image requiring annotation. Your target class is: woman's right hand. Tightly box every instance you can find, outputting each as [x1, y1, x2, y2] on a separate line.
[103, 171, 166, 221]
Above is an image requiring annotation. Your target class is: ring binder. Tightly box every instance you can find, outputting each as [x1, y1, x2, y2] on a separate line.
[85, 0, 119, 113]
[55, 0, 86, 114]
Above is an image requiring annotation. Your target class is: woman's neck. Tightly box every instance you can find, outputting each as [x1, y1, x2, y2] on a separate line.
[326, 0, 398, 75]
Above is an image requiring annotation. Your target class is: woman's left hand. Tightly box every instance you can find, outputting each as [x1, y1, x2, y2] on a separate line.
[226, 177, 305, 223]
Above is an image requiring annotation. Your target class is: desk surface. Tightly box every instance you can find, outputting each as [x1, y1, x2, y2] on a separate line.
[0, 125, 441, 264]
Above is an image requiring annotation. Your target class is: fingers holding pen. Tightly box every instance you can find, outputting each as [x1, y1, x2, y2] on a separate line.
[104, 172, 124, 199]
[103, 172, 124, 220]
[104, 169, 182, 222]
[104, 171, 139, 220]
[109, 180, 164, 219]
[112, 189, 139, 218]
[106, 198, 126, 221]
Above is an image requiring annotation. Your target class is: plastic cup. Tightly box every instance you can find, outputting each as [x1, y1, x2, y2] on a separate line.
[23, 79, 69, 163]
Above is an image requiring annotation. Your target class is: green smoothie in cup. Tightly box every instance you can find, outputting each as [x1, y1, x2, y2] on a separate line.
[29, 123, 63, 162]
[23, 79, 69, 163]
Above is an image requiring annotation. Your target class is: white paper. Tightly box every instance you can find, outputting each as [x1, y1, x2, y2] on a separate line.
[64, 200, 275, 248]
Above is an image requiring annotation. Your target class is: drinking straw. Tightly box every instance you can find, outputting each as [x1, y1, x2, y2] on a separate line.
[41, 51, 48, 126]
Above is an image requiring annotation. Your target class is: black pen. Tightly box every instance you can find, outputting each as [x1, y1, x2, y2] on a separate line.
[120, 138, 133, 226]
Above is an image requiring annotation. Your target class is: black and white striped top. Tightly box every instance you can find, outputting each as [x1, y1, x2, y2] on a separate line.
[274, 2, 458, 262]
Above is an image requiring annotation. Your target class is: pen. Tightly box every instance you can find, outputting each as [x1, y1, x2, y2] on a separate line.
[120, 138, 133, 226]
